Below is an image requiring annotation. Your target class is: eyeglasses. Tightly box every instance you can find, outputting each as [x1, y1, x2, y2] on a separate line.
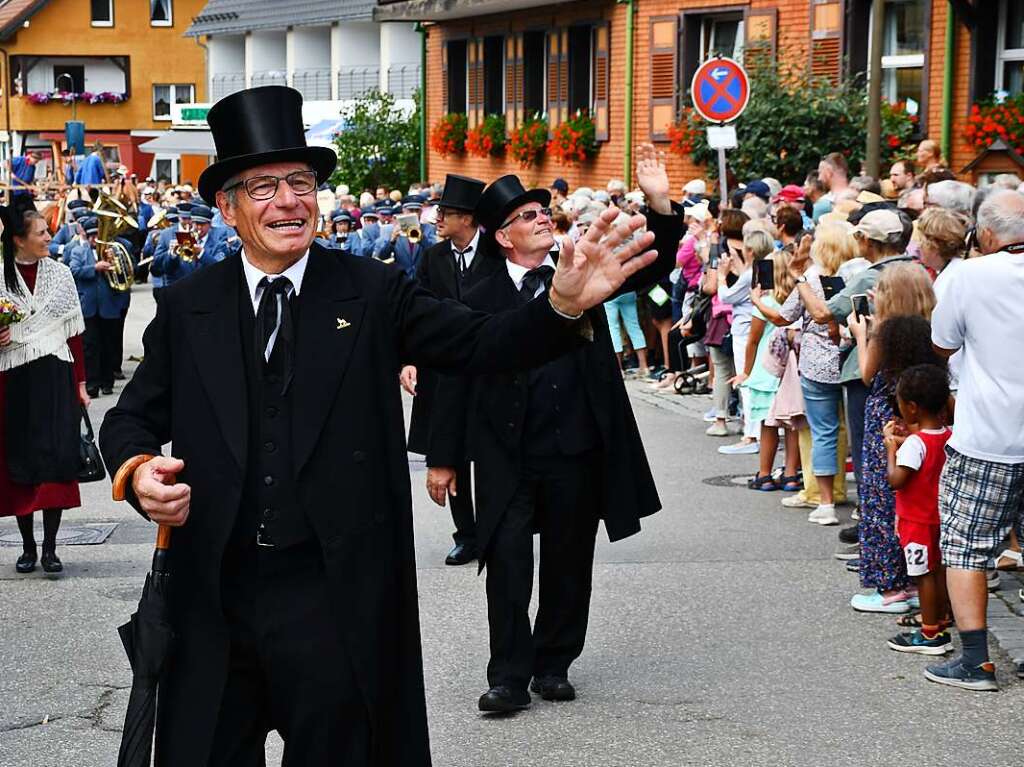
[499, 207, 552, 229]
[224, 170, 318, 201]
[435, 207, 467, 221]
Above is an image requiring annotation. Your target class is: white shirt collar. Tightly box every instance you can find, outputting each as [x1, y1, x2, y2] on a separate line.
[505, 254, 556, 294]
[240, 248, 309, 310]
[451, 228, 481, 268]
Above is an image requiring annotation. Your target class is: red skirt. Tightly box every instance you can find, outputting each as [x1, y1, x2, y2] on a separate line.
[0, 368, 81, 517]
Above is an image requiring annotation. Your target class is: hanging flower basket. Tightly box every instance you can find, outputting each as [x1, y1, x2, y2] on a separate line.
[964, 95, 1024, 154]
[430, 112, 468, 157]
[466, 114, 507, 158]
[547, 110, 597, 166]
[508, 114, 548, 168]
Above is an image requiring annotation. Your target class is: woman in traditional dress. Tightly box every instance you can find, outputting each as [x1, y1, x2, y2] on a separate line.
[0, 200, 89, 574]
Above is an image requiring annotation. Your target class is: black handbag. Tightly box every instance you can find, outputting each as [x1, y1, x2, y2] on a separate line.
[78, 405, 106, 483]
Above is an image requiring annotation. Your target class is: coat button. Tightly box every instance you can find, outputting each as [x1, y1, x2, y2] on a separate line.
[263, 508, 275, 520]
[353, 450, 366, 462]
[263, 475, 274, 486]
[508, 422, 515, 429]
[265, 406, 278, 418]
[264, 441, 276, 453]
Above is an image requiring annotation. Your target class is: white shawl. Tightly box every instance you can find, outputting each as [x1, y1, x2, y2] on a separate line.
[0, 257, 85, 372]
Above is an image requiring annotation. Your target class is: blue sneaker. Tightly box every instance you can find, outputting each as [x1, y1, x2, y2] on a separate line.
[850, 590, 910, 614]
[924, 656, 998, 691]
[887, 630, 953, 656]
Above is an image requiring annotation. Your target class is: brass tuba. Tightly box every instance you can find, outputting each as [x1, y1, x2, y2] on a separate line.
[92, 195, 138, 293]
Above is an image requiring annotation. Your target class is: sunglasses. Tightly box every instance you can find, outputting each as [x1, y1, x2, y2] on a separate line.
[224, 170, 318, 201]
[500, 207, 552, 229]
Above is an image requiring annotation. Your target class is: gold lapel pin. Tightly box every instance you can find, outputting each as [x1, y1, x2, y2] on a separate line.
[337, 318, 351, 330]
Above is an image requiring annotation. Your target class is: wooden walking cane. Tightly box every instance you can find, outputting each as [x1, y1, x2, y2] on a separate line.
[112, 454, 173, 558]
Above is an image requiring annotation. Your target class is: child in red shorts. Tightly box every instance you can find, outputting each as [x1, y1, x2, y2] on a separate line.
[883, 364, 953, 655]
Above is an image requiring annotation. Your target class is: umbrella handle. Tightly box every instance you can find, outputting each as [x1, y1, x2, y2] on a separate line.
[112, 454, 174, 570]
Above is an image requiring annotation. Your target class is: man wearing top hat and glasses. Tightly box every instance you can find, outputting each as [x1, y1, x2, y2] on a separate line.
[426, 150, 678, 713]
[402, 173, 504, 567]
[99, 86, 680, 766]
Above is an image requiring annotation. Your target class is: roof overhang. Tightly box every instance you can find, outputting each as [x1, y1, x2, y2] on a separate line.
[374, 0, 578, 22]
[0, 0, 52, 42]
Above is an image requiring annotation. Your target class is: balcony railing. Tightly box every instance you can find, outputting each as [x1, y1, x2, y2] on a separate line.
[387, 64, 420, 100]
[293, 68, 332, 101]
[250, 70, 287, 88]
[337, 66, 380, 100]
[211, 72, 245, 102]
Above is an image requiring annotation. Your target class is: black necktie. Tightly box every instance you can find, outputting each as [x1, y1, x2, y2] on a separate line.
[255, 276, 294, 393]
[518, 265, 555, 303]
[455, 246, 472, 276]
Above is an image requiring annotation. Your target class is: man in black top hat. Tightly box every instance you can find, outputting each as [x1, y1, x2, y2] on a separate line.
[427, 147, 681, 714]
[402, 174, 501, 566]
[99, 86, 670, 767]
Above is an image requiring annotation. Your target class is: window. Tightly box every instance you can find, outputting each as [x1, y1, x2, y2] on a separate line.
[483, 36, 504, 116]
[150, 0, 172, 27]
[567, 25, 592, 115]
[879, 0, 926, 117]
[91, 0, 113, 27]
[445, 40, 468, 113]
[523, 31, 546, 117]
[997, 0, 1024, 96]
[54, 66, 85, 93]
[153, 156, 178, 184]
[152, 83, 195, 120]
[679, 12, 745, 102]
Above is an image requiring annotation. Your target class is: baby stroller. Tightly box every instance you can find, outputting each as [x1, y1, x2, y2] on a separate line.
[672, 289, 711, 396]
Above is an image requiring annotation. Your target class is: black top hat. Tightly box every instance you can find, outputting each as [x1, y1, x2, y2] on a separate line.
[198, 86, 337, 203]
[439, 174, 485, 213]
[476, 175, 550, 238]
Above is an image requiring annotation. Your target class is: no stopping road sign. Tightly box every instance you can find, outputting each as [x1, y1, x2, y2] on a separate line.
[691, 57, 750, 124]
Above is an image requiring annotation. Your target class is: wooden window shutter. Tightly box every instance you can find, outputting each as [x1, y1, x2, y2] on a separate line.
[810, 0, 844, 86]
[442, 42, 449, 114]
[506, 34, 524, 130]
[649, 16, 678, 142]
[744, 9, 777, 74]
[593, 22, 610, 142]
[514, 34, 525, 125]
[468, 38, 485, 127]
[547, 29, 568, 128]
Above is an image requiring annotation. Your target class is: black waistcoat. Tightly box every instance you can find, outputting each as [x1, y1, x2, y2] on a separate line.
[233, 278, 314, 549]
[522, 350, 600, 457]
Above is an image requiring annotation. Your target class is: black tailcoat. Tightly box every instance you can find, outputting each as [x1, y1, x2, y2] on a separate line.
[99, 244, 583, 767]
[427, 206, 684, 566]
[407, 234, 503, 454]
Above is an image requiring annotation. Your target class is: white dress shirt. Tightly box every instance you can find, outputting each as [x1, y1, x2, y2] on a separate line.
[505, 254, 556, 298]
[451, 228, 481, 272]
[240, 249, 309, 360]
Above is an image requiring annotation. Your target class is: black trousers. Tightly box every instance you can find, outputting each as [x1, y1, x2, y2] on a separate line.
[83, 316, 119, 390]
[451, 460, 477, 546]
[113, 307, 127, 373]
[209, 542, 370, 767]
[485, 453, 600, 690]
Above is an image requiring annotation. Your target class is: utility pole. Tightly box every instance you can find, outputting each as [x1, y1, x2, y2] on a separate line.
[865, 0, 884, 177]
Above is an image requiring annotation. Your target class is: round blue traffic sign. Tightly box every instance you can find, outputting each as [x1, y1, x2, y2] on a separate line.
[690, 57, 750, 124]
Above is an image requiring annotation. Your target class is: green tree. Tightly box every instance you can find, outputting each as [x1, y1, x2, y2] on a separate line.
[330, 89, 421, 193]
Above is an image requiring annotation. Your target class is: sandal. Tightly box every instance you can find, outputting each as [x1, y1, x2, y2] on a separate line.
[895, 613, 922, 628]
[994, 548, 1024, 571]
[747, 473, 779, 491]
[779, 474, 803, 492]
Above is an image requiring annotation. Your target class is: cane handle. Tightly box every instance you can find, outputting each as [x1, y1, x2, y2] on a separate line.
[112, 454, 174, 552]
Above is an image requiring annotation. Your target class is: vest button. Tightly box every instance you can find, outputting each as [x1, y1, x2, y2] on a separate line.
[263, 475, 274, 486]
[264, 441, 276, 453]
[352, 450, 367, 462]
[266, 406, 278, 418]
[267, 374, 280, 385]
[507, 421, 515, 429]
[263, 508, 275, 520]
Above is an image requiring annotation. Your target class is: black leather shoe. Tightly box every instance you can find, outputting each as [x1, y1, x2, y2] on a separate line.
[113, 370, 126, 381]
[445, 543, 477, 566]
[478, 686, 530, 712]
[101, 386, 114, 396]
[86, 387, 99, 398]
[838, 524, 859, 544]
[40, 550, 63, 574]
[15, 550, 37, 574]
[530, 676, 576, 701]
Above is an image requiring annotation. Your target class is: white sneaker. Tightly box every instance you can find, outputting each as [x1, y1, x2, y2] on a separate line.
[781, 494, 815, 509]
[807, 504, 839, 525]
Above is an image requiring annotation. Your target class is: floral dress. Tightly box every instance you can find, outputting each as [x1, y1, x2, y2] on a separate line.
[858, 375, 908, 592]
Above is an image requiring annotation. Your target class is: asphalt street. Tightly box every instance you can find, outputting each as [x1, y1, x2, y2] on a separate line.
[1, 284, 1022, 767]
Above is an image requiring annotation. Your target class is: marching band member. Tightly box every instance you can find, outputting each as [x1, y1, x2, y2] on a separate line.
[48, 200, 89, 261]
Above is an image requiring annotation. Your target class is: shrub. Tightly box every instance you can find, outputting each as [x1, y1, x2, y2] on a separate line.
[548, 110, 597, 166]
[466, 114, 507, 158]
[330, 89, 421, 194]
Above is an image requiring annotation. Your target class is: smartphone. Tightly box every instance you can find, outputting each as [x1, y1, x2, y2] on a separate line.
[708, 246, 720, 268]
[820, 275, 846, 300]
[852, 293, 870, 320]
[754, 259, 774, 290]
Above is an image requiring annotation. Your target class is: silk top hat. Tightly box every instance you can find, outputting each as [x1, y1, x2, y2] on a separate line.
[476, 175, 551, 238]
[439, 174, 485, 213]
[198, 86, 337, 203]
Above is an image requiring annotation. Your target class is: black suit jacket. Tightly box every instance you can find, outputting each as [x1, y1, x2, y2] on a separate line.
[427, 205, 684, 566]
[407, 233, 504, 453]
[98, 244, 583, 767]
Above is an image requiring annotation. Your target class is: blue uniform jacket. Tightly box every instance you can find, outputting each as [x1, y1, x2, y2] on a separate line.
[48, 223, 78, 260]
[67, 240, 132, 319]
[153, 226, 232, 285]
[379, 236, 426, 280]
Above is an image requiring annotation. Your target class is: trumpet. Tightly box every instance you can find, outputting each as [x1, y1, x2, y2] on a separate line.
[397, 213, 422, 244]
[174, 231, 199, 264]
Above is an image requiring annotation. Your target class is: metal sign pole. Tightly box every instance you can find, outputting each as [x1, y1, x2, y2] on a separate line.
[717, 146, 728, 205]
